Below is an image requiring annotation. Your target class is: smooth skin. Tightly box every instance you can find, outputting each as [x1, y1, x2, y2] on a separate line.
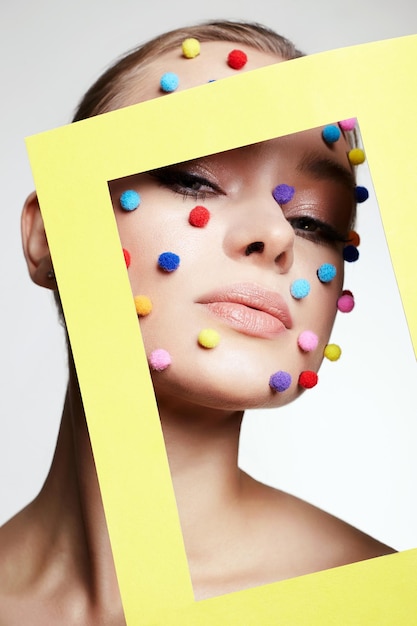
[0, 42, 395, 625]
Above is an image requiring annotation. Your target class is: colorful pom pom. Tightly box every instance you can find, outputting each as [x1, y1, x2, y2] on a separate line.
[337, 293, 355, 313]
[160, 72, 179, 93]
[227, 49, 248, 69]
[297, 330, 319, 352]
[298, 370, 318, 389]
[123, 248, 131, 268]
[269, 370, 292, 392]
[158, 252, 180, 272]
[189, 205, 210, 227]
[120, 190, 140, 211]
[347, 230, 360, 247]
[324, 344, 342, 361]
[198, 328, 220, 348]
[182, 38, 200, 58]
[290, 278, 310, 300]
[348, 148, 366, 165]
[149, 348, 172, 371]
[134, 295, 153, 316]
[272, 183, 295, 205]
[322, 125, 341, 143]
[343, 245, 360, 262]
[317, 263, 336, 283]
[355, 186, 369, 203]
[338, 118, 356, 131]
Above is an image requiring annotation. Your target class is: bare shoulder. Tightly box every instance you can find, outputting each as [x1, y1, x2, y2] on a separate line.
[240, 473, 396, 580]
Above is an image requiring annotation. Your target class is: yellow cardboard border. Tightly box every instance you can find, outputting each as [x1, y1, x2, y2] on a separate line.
[26, 35, 417, 625]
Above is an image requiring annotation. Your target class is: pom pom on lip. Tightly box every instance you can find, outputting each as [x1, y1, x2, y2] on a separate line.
[120, 189, 141, 211]
[338, 118, 356, 131]
[189, 205, 210, 227]
[297, 330, 319, 352]
[149, 348, 172, 371]
[323, 344, 342, 361]
[355, 186, 369, 203]
[298, 370, 318, 389]
[348, 148, 366, 165]
[182, 37, 200, 58]
[158, 252, 180, 272]
[134, 295, 152, 316]
[343, 245, 360, 262]
[160, 72, 179, 93]
[198, 328, 220, 348]
[227, 49, 248, 69]
[269, 370, 292, 392]
[290, 278, 311, 300]
[123, 248, 131, 268]
[272, 184, 295, 205]
[317, 263, 337, 283]
[322, 125, 341, 143]
[337, 292, 355, 313]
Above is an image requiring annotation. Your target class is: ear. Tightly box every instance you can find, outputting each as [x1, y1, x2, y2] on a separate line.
[21, 191, 55, 289]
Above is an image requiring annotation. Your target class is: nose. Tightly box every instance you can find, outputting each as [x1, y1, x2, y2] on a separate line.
[223, 196, 295, 273]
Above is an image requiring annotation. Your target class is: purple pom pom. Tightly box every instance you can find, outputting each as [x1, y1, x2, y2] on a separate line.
[272, 184, 295, 205]
[269, 370, 292, 392]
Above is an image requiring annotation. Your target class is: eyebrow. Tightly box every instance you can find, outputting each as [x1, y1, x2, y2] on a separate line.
[297, 151, 356, 191]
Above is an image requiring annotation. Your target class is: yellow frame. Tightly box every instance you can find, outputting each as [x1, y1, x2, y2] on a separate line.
[26, 35, 417, 625]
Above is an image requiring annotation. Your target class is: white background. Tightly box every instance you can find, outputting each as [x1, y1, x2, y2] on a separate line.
[1, 0, 416, 552]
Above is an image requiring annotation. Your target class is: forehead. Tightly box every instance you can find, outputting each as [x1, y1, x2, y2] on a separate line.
[125, 40, 283, 105]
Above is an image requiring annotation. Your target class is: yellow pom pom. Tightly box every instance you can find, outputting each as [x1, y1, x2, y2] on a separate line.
[348, 148, 366, 165]
[134, 295, 152, 316]
[198, 328, 220, 349]
[324, 343, 342, 361]
[182, 38, 200, 59]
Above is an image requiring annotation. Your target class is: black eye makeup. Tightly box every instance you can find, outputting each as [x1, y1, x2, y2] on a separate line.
[287, 214, 348, 246]
[148, 166, 224, 201]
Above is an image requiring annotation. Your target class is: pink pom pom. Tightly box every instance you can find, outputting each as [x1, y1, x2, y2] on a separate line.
[297, 330, 319, 352]
[149, 349, 172, 371]
[337, 293, 355, 313]
[338, 118, 356, 131]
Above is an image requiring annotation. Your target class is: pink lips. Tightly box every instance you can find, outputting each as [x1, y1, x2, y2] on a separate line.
[197, 283, 293, 338]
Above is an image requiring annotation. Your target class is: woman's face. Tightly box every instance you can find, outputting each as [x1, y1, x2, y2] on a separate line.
[108, 43, 355, 413]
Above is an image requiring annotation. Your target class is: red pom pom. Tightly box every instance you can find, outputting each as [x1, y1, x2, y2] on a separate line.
[227, 49, 248, 70]
[298, 370, 318, 389]
[123, 248, 131, 268]
[188, 205, 210, 227]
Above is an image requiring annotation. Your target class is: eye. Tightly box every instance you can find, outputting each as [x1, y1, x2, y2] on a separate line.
[149, 167, 223, 200]
[288, 215, 348, 246]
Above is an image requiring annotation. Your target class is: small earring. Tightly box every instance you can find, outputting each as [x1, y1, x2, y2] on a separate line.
[47, 269, 55, 280]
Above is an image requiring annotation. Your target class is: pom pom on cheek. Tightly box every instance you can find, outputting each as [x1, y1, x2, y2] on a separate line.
[149, 349, 172, 371]
[189, 206, 210, 227]
[158, 252, 180, 272]
[290, 279, 311, 300]
[134, 295, 153, 316]
[317, 263, 337, 283]
[198, 328, 220, 348]
[298, 370, 318, 389]
[297, 330, 319, 352]
[269, 371, 292, 392]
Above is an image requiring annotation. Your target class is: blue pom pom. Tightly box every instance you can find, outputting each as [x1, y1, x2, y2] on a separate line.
[160, 72, 179, 93]
[355, 186, 369, 203]
[120, 190, 141, 211]
[158, 252, 180, 272]
[317, 263, 336, 283]
[269, 370, 292, 392]
[272, 184, 295, 205]
[322, 125, 341, 143]
[290, 278, 311, 299]
[343, 245, 360, 262]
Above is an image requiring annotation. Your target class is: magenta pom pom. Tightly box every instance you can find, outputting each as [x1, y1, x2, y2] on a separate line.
[298, 330, 319, 352]
[338, 118, 356, 131]
[149, 349, 172, 371]
[337, 293, 355, 313]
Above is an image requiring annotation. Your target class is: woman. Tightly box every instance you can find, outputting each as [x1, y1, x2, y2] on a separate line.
[0, 21, 395, 624]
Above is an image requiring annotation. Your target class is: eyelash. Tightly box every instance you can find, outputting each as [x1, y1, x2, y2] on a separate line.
[287, 216, 348, 246]
[149, 169, 221, 200]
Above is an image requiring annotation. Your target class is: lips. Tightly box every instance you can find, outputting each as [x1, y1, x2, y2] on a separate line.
[197, 283, 293, 338]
